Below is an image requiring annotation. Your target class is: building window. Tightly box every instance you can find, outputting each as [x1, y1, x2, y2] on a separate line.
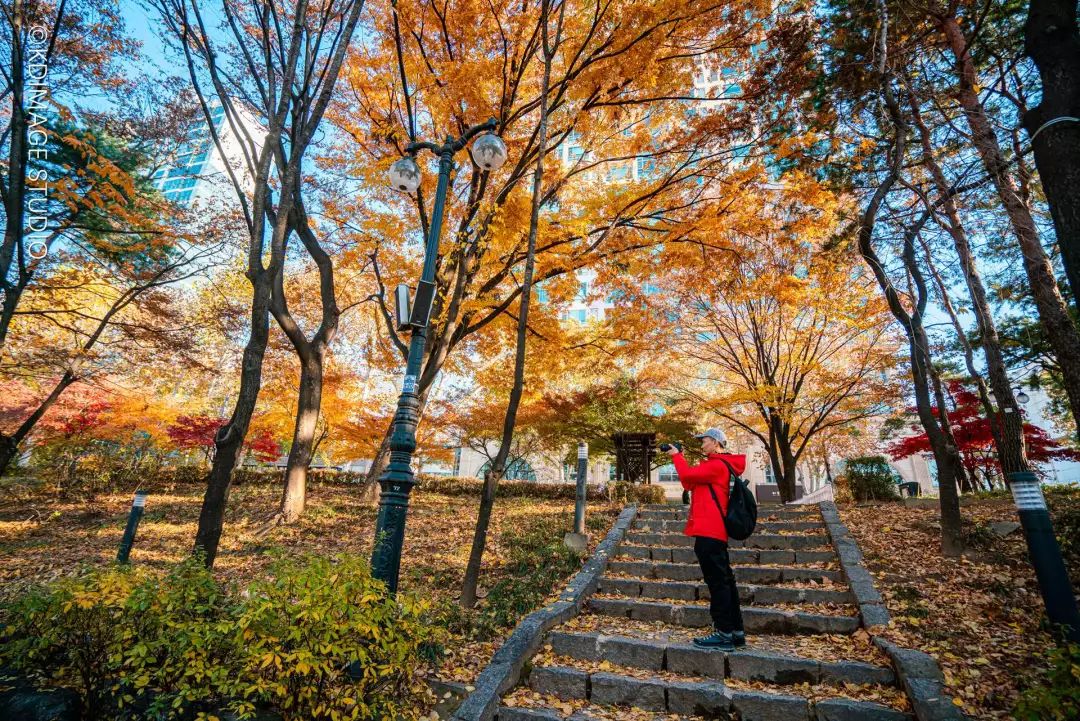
[658, 464, 678, 483]
[575, 308, 587, 323]
[478, 458, 536, 481]
[636, 156, 656, 179]
[453, 447, 462, 476]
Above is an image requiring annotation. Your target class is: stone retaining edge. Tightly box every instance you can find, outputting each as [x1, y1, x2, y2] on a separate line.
[819, 501, 966, 721]
[450, 504, 639, 721]
[819, 501, 889, 629]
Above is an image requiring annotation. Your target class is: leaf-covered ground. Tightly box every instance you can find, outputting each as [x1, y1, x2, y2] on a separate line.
[840, 497, 1070, 720]
[0, 480, 623, 697]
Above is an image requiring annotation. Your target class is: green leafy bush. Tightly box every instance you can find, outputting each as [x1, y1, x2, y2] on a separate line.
[231, 554, 431, 721]
[607, 480, 666, 505]
[1, 556, 433, 721]
[1, 564, 150, 720]
[837, 456, 900, 502]
[1014, 642, 1080, 721]
[122, 558, 238, 718]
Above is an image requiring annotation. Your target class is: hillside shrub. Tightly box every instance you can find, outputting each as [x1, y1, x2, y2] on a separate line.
[838, 455, 900, 502]
[1014, 642, 1080, 721]
[0, 556, 432, 721]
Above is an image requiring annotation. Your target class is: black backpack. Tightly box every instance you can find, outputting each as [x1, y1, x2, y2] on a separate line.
[705, 458, 758, 540]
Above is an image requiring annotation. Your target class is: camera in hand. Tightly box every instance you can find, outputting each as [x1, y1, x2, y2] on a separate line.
[658, 442, 682, 452]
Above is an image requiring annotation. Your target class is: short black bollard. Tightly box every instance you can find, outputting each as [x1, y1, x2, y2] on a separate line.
[1009, 471, 1080, 642]
[117, 490, 148, 564]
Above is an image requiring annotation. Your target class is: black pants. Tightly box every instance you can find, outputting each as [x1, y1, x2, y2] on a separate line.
[694, 536, 744, 633]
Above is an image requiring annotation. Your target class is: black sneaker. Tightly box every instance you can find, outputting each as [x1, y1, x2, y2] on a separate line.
[733, 631, 746, 648]
[692, 630, 735, 651]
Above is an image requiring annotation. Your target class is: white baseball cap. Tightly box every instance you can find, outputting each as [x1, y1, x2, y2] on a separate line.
[694, 428, 727, 447]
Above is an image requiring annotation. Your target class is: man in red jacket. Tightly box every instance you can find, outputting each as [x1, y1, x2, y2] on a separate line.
[665, 428, 746, 651]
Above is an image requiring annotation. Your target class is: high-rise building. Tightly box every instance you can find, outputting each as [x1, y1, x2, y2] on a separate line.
[151, 102, 263, 207]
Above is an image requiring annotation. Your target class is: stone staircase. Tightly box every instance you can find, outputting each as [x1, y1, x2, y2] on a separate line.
[495, 503, 914, 721]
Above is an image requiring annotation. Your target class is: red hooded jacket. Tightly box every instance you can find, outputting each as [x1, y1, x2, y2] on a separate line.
[672, 452, 747, 542]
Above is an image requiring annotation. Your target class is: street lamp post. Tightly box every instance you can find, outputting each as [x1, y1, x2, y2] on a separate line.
[371, 118, 507, 595]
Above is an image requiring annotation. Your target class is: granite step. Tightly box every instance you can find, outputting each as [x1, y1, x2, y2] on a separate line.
[634, 510, 822, 522]
[597, 577, 855, 605]
[640, 503, 818, 516]
[497, 707, 695, 721]
[607, 560, 842, 584]
[546, 630, 896, 687]
[523, 665, 910, 720]
[618, 543, 836, 566]
[624, 531, 831, 551]
[632, 517, 825, 534]
[588, 597, 861, 634]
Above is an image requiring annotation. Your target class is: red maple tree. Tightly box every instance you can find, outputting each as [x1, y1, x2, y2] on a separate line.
[886, 380, 1080, 485]
[166, 415, 281, 464]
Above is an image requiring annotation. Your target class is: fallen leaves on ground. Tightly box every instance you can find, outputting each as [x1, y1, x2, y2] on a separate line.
[840, 499, 1059, 719]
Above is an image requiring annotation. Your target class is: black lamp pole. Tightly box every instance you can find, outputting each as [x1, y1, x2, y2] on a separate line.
[371, 118, 500, 595]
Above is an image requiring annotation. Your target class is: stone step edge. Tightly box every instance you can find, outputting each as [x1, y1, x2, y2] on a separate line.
[636, 514, 823, 523]
[590, 594, 858, 621]
[449, 504, 639, 721]
[634, 517, 825, 526]
[596, 576, 856, 605]
[607, 560, 843, 584]
[521, 665, 910, 720]
[624, 532, 833, 551]
[588, 597, 861, 634]
[546, 630, 896, 687]
[616, 547, 838, 568]
[630, 518, 829, 528]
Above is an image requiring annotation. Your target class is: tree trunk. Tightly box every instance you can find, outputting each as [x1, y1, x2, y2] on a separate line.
[937, 11, 1080, 437]
[269, 187, 340, 525]
[1023, 0, 1080, 310]
[919, 327, 966, 553]
[773, 420, 798, 503]
[194, 258, 275, 566]
[0, 371, 89, 478]
[460, 0, 560, 609]
[279, 353, 323, 522]
[860, 0, 963, 553]
[364, 420, 394, 488]
[0, 3, 29, 349]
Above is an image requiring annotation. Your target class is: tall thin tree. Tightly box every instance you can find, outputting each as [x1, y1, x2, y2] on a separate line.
[152, 0, 366, 566]
[460, 0, 564, 609]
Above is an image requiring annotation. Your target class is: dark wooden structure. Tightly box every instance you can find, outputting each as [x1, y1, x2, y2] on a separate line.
[611, 432, 656, 484]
